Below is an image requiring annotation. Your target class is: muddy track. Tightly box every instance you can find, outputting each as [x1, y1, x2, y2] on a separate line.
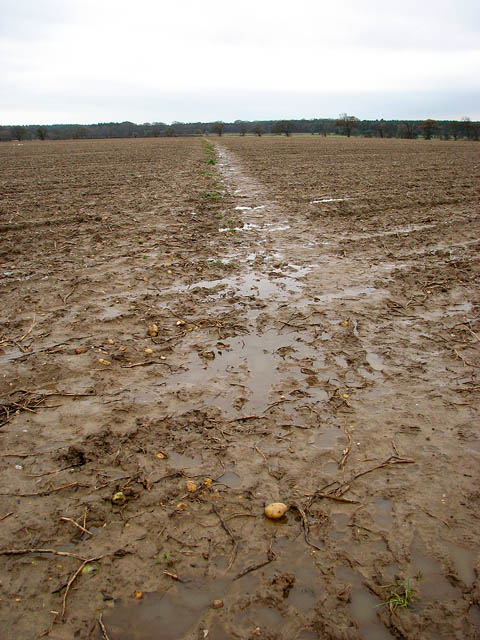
[0, 137, 479, 640]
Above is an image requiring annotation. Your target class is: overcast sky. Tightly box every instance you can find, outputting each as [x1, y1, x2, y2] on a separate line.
[1, 0, 479, 125]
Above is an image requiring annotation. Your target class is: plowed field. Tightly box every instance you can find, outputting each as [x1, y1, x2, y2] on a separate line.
[0, 136, 479, 639]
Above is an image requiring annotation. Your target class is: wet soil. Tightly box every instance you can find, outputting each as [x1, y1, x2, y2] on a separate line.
[0, 136, 479, 639]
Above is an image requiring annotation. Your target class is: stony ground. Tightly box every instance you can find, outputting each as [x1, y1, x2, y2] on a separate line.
[0, 136, 479, 640]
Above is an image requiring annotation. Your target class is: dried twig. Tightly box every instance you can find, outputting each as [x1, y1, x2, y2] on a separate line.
[339, 423, 352, 470]
[60, 517, 93, 536]
[234, 537, 276, 580]
[98, 615, 111, 640]
[163, 570, 185, 582]
[26, 465, 77, 478]
[121, 360, 172, 369]
[62, 555, 104, 618]
[254, 444, 275, 478]
[18, 316, 36, 342]
[0, 512, 13, 521]
[227, 415, 260, 423]
[0, 548, 86, 560]
[212, 504, 238, 570]
[62, 288, 76, 304]
[309, 493, 360, 504]
[290, 503, 323, 551]
[0, 482, 80, 497]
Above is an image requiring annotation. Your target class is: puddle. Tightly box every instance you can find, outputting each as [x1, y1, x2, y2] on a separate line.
[170, 269, 308, 301]
[373, 498, 393, 529]
[366, 352, 385, 371]
[267, 224, 291, 232]
[165, 327, 323, 414]
[236, 605, 284, 630]
[313, 427, 343, 450]
[234, 205, 265, 211]
[0, 347, 25, 363]
[219, 222, 290, 233]
[331, 512, 350, 540]
[97, 538, 324, 639]
[167, 451, 202, 469]
[219, 222, 261, 232]
[322, 461, 339, 475]
[98, 580, 223, 640]
[342, 222, 438, 242]
[311, 198, 348, 203]
[335, 355, 348, 368]
[313, 287, 388, 304]
[470, 605, 480, 627]
[448, 543, 476, 587]
[410, 537, 463, 602]
[336, 567, 395, 639]
[216, 470, 241, 488]
[448, 301, 472, 314]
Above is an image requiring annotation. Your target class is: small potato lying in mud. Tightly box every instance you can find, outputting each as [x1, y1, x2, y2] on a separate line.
[144, 348, 153, 355]
[112, 491, 126, 505]
[148, 323, 158, 337]
[186, 480, 197, 492]
[264, 503, 288, 519]
[98, 358, 111, 366]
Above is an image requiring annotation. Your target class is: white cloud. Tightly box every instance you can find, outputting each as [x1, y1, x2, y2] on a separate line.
[1, 0, 479, 123]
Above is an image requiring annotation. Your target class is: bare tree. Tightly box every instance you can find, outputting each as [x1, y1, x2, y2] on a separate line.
[11, 126, 26, 141]
[421, 119, 439, 140]
[252, 123, 265, 137]
[335, 113, 360, 137]
[211, 121, 224, 136]
[272, 120, 294, 136]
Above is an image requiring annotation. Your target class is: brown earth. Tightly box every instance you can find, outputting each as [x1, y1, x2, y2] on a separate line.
[0, 136, 479, 640]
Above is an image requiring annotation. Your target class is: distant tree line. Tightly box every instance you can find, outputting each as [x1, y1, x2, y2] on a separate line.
[1, 115, 479, 142]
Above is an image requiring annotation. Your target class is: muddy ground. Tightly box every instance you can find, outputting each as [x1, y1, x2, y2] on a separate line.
[0, 136, 479, 639]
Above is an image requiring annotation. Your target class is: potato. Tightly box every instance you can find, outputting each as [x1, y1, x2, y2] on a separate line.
[264, 502, 288, 519]
[148, 323, 158, 337]
[111, 491, 126, 505]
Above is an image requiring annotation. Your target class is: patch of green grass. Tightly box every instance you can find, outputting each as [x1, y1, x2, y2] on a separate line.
[202, 191, 221, 200]
[208, 259, 236, 269]
[202, 140, 217, 165]
[155, 551, 173, 566]
[381, 579, 414, 614]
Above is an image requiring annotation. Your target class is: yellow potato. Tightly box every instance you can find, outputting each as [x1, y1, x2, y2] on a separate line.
[186, 480, 197, 492]
[148, 323, 159, 337]
[264, 502, 288, 519]
[111, 491, 126, 505]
